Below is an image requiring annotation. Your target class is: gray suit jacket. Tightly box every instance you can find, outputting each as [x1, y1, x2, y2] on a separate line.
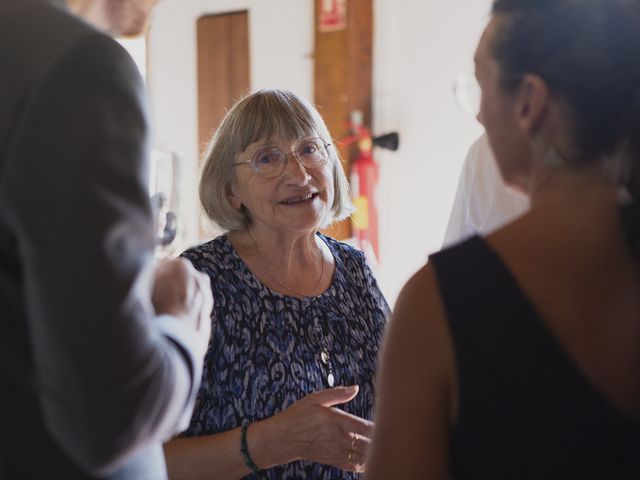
[0, 1, 205, 478]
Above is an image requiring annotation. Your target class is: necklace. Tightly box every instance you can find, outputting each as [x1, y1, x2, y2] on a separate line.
[247, 229, 336, 387]
[247, 229, 327, 298]
[313, 313, 336, 387]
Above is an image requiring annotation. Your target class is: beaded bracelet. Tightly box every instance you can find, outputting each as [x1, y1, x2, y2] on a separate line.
[240, 419, 260, 473]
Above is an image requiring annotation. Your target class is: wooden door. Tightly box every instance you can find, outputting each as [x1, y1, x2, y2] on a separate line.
[196, 11, 250, 238]
[197, 11, 250, 157]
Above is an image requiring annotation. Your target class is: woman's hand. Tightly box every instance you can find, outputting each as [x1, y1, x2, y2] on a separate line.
[251, 385, 373, 473]
[165, 385, 373, 480]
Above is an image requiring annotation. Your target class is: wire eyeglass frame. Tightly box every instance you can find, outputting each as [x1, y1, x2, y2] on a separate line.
[232, 137, 333, 179]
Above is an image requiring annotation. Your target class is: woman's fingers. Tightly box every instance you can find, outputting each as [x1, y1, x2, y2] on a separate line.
[306, 385, 360, 407]
[303, 386, 374, 436]
[350, 432, 371, 456]
[280, 386, 376, 471]
[341, 432, 371, 472]
[330, 406, 375, 439]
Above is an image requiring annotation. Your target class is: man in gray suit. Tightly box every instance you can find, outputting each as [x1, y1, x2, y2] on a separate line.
[0, 0, 213, 478]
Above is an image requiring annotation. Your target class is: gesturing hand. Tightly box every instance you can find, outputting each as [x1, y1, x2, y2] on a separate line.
[269, 385, 374, 472]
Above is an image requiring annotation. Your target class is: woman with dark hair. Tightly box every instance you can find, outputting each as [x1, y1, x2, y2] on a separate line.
[368, 0, 640, 478]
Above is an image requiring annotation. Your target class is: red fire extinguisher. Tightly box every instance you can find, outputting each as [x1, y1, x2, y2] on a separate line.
[342, 111, 399, 264]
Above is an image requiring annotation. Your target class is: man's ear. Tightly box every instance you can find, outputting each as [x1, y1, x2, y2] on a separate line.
[226, 182, 242, 210]
[516, 74, 549, 138]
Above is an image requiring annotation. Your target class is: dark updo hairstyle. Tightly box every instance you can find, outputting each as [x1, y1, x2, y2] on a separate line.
[490, 0, 640, 254]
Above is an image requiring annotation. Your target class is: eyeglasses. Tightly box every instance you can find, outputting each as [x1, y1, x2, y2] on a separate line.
[233, 137, 332, 179]
[452, 72, 481, 116]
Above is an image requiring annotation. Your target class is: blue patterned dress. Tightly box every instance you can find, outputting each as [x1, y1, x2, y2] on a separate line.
[181, 233, 390, 479]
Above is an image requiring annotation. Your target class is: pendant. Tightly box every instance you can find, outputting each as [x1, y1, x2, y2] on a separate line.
[321, 349, 330, 364]
[327, 373, 335, 387]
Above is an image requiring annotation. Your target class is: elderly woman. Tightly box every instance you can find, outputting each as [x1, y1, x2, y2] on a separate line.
[369, 0, 640, 478]
[165, 89, 389, 479]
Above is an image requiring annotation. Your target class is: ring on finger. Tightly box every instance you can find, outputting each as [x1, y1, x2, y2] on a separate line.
[351, 433, 359, 451]
[347, 449, 354, 464]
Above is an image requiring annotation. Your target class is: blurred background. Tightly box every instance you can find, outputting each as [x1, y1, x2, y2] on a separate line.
[119, 0, 492, 306]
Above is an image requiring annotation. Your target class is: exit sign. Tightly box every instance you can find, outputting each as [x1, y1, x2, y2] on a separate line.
[319, 0, 347, 32]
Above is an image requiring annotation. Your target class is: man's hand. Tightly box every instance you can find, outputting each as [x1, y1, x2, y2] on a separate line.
[151, 258, 213, 345]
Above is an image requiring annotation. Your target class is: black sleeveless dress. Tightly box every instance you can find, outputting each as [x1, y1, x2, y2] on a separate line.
[430, 235, 640, 479]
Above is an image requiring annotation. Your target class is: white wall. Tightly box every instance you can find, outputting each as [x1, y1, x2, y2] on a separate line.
[147, 0, 492, 306]
[147, 0, 314, 247]
[372, 0, 492, 304]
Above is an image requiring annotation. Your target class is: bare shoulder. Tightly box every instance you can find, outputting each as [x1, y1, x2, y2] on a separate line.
[393, 263, 446, 329]
[367, 263, 454, 480]
[383, 262, 454, 401]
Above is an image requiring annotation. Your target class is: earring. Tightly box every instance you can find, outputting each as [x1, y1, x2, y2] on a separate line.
[618, 185, 633, 206]
[616, 156, 633, 206]
[543, 148, 564, 168]
[532, 137, 565, 168]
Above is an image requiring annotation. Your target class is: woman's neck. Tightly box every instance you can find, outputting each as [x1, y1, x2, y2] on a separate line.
[231, 226, 324, 273]
[228, 226, 332, 298]
[528, 163, 617, 208]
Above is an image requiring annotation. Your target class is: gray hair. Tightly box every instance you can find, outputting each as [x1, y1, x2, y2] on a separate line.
[199, 89, 354, 231]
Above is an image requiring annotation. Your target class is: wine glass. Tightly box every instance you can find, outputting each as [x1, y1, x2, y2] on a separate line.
[149, 149, 181, 257]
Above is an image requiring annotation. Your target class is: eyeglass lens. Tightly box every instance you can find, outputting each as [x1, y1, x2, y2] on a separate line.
[453, 72, 481, 117]
[251, 138, 328, 177]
